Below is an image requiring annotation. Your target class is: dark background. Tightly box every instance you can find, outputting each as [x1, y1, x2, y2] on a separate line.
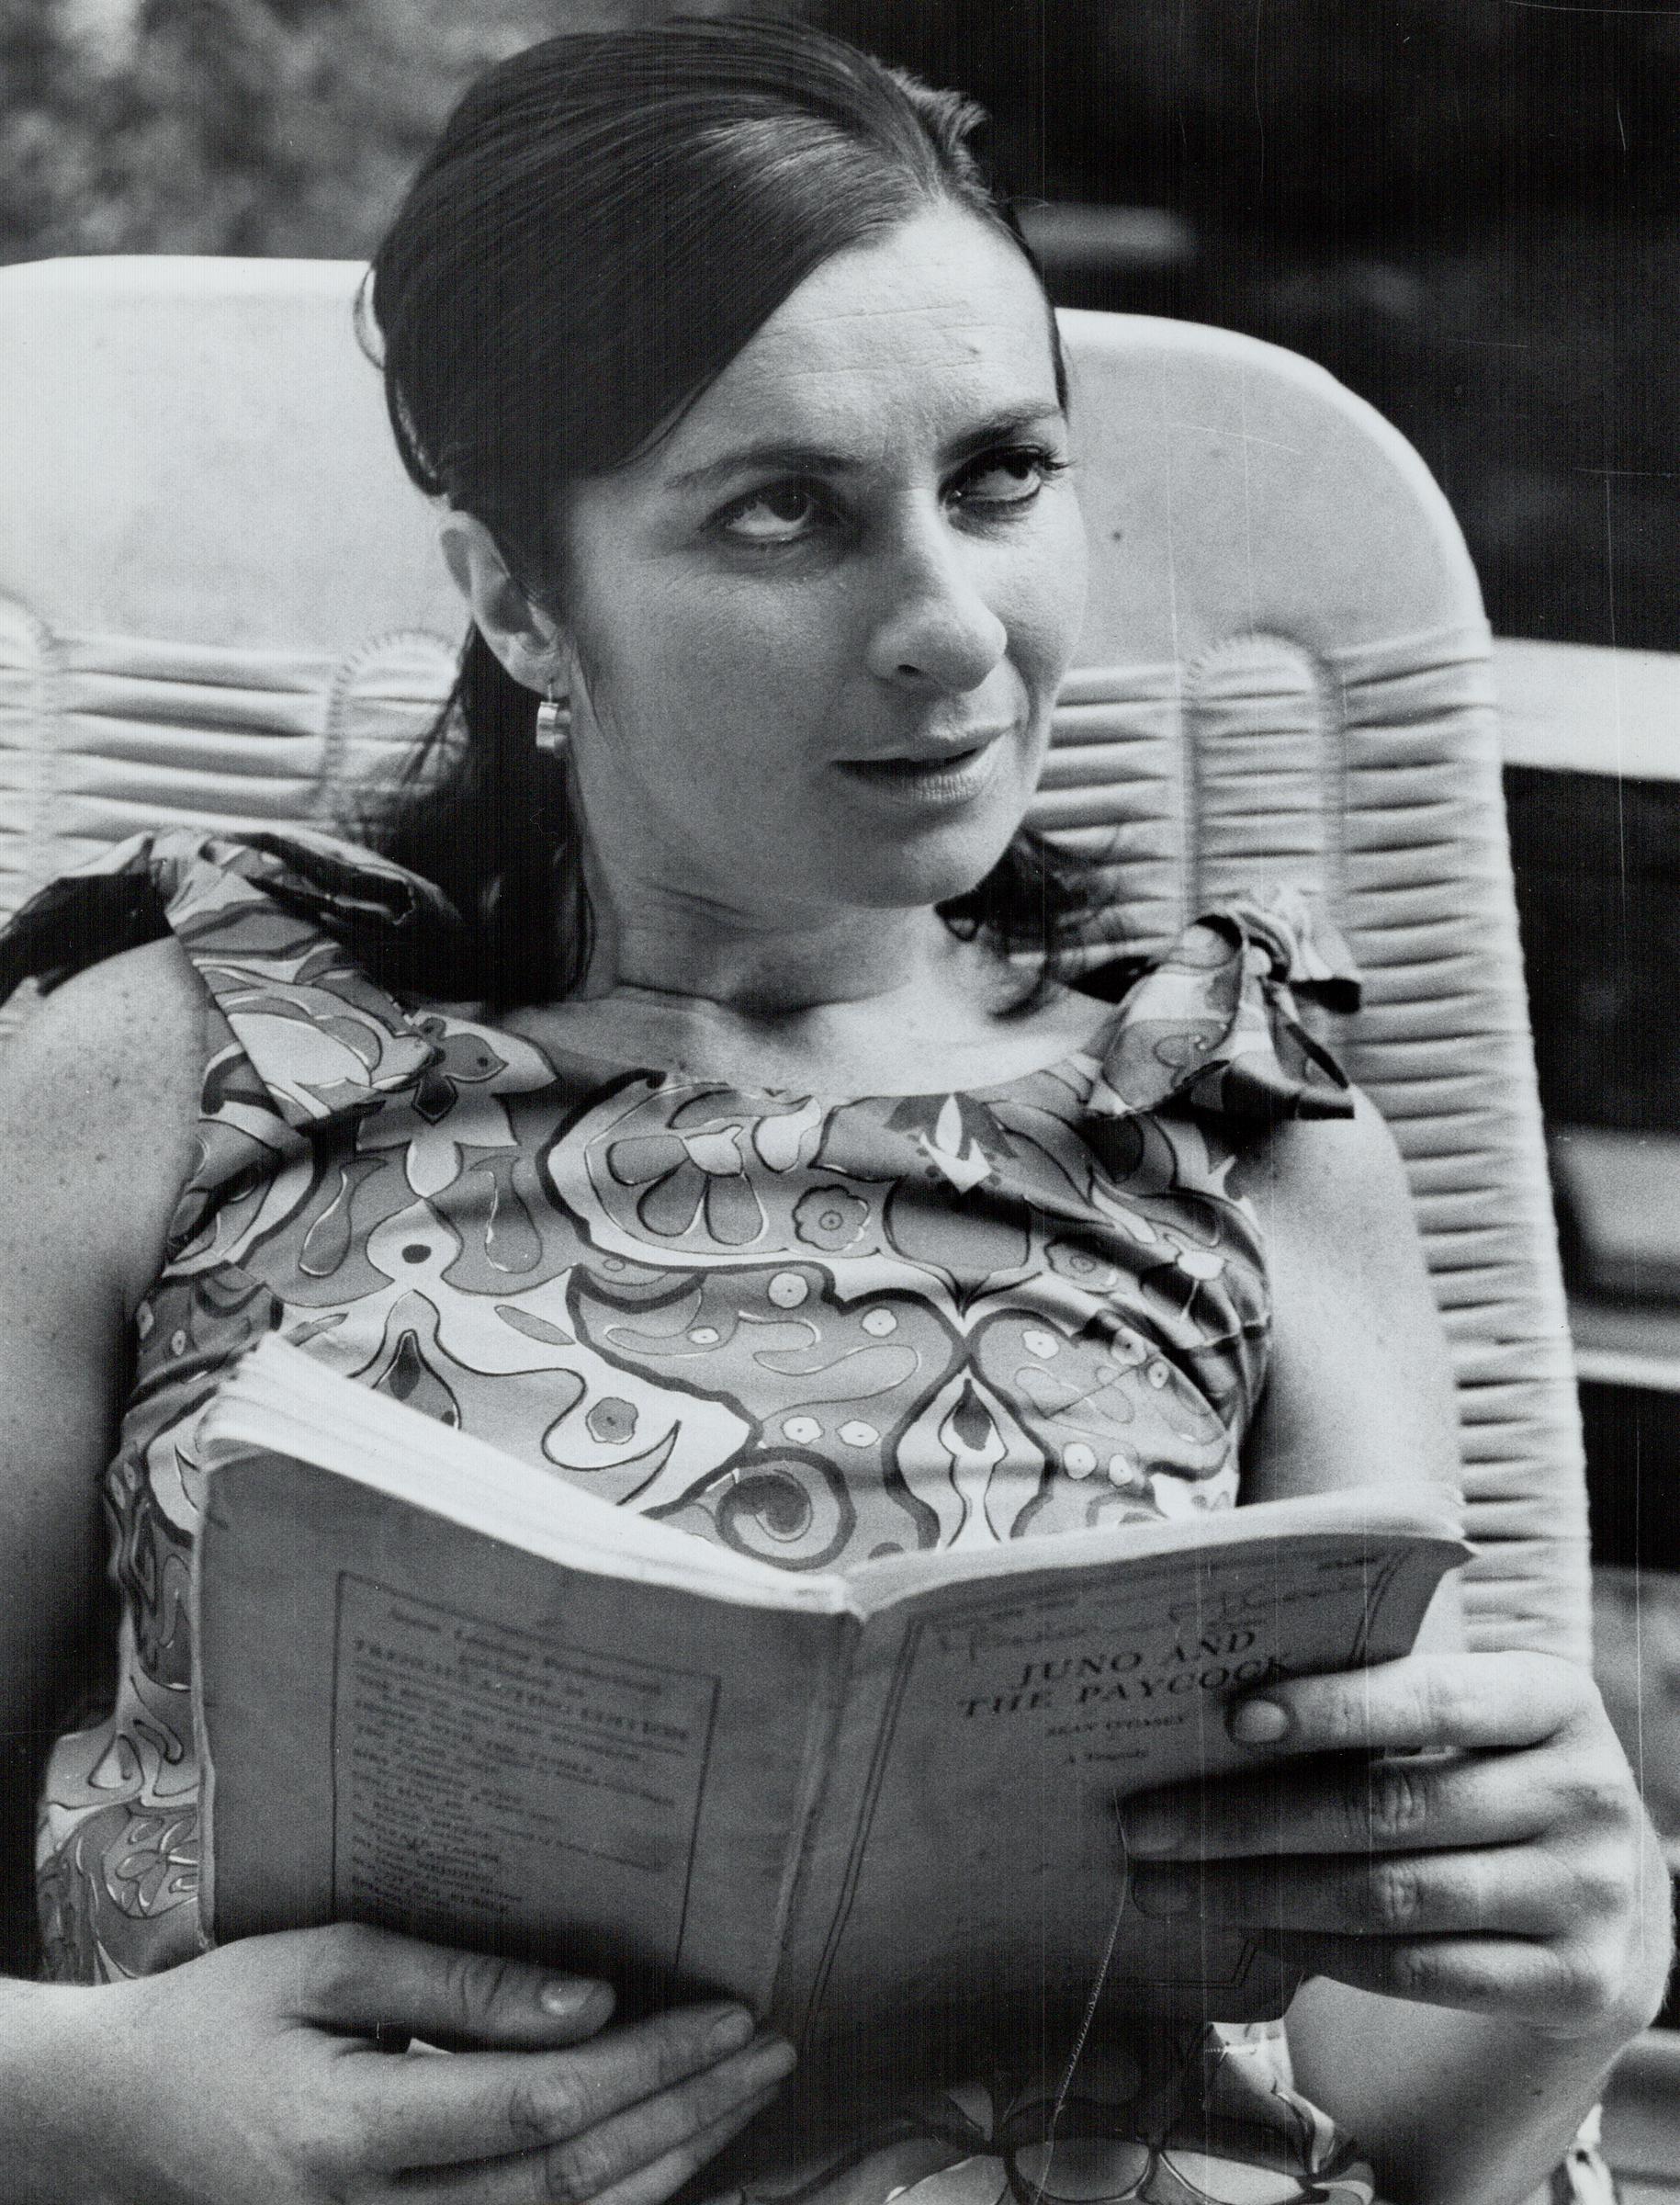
[827, 0, 1680, 659]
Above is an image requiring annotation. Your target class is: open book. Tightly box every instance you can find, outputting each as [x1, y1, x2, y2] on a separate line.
[194, 1336, 1466, 2067]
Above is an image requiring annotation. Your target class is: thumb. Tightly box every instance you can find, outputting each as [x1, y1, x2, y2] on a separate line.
[276, 1922, 615, 2048]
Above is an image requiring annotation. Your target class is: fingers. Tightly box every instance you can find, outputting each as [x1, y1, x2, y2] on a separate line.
[1244, 1928, 1594, 2021]
[354, 2004, 793, 2174]
[1129, 1842, 1581, 1940]
[391, 2075, 783, 2203]
[281, 1925, 615, 2049]
[1218, 1649, 1594, 1760]
[1103, 1652, 1672, 2046]
[1127, 1855, 1652, 2039]
[1119, 1744, 1568, 1861]
[1116, 1649, 1639, 1876]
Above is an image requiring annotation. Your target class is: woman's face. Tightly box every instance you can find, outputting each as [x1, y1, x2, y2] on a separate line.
[557, 203, 1088, 927]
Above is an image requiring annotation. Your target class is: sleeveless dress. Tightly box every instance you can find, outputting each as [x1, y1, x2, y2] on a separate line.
[0, 831, 1606, 2205]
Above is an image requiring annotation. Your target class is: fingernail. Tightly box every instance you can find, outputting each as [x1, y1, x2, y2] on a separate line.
[1118, 1803, 1183, 1858]
[706, 2004, 757, 2054]
[1230, 1697, 1291, 1746]
[741, 2033, 797, 2086]
[1131, 1865, 1194, 1919]
[539, 1977, 605, 2019]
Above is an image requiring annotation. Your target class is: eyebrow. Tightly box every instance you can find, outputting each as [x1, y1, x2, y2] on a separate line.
[663, 405, 1067, 495]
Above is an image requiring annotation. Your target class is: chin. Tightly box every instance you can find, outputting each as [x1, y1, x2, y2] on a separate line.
[829, 826, 1020, 915]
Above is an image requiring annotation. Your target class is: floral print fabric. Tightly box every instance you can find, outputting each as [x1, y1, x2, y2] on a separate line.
[5, 831, 1387, 2200]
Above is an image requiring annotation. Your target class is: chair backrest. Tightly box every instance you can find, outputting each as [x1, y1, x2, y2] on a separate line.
[0, 254, 1587, 1660]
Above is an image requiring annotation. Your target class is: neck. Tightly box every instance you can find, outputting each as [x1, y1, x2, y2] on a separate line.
[578, 870, 970, 1023]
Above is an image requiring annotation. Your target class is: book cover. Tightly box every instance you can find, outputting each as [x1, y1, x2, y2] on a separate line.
[194, 1336, 1467, 2062]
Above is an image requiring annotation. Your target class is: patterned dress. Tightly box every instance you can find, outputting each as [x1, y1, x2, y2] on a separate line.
[0, 831, 1607, 2205]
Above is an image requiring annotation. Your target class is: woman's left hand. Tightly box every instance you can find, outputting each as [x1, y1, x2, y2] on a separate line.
[1117, 1649, 1674, 2043]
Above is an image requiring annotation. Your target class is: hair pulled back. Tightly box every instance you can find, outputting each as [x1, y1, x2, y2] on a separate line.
[366, 15, 1091, 1009]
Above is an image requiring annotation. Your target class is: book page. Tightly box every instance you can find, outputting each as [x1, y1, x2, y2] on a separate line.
[198, 1451, 843, 2013]
[776, 1527, 1457, 2064]
[202, 1338, 846, 1613]
[331, 1575, 719, 1967]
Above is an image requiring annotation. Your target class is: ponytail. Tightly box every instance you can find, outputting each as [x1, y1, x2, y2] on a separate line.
[368, 628, 591, 1010]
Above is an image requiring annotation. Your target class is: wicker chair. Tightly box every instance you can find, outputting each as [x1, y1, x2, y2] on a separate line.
[0, 254, 1589, 1673]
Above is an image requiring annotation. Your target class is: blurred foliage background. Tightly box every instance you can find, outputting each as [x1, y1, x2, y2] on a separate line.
[4, 0, 1677, 655]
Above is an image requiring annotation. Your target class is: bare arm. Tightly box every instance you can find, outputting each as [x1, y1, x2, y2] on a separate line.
[1121, 1093, 1671, 2205]
[1235, 1088, 1463, 1518]
[0, 944, 794, 2202]
[0, 942, 206, 1967]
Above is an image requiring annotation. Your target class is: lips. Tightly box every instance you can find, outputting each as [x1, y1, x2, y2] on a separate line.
[842, 726, 1012, 773]
[835, 730, 1009, 808]
[846, 745, 981, 779]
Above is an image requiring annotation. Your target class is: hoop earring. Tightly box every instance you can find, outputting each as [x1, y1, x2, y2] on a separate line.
[535, 682, 571, 755]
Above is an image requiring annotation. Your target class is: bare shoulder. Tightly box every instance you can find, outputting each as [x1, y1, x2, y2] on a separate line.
[0, 941, 209, 1752]
[1228, 1086, 1417, 1252]
[2, 933, 207, 1137]
[0, 938, 207, 1319]
[1230, 1087, 1462, 1504]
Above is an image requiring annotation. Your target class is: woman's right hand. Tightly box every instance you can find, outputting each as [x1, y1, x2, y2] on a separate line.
[4, 1922, 795, 2204]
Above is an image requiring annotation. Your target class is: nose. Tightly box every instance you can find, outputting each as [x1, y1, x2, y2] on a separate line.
[863, 509, 1009, 695]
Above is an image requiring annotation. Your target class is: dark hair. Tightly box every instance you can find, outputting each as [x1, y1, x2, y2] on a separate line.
[363, 15, 1094, 1010]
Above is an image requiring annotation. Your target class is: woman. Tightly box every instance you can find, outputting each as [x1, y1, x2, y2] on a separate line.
[0, 20, 1668, 2205]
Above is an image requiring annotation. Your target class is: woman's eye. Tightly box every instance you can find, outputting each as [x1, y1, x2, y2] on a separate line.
[951, 447, 1065, 514]
[716, 481, 826, 546]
